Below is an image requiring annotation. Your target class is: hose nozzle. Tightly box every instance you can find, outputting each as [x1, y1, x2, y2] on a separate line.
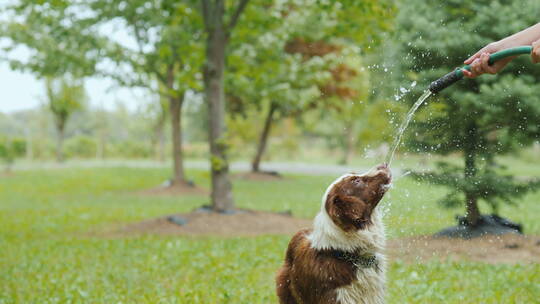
[428, 69, 463, 94]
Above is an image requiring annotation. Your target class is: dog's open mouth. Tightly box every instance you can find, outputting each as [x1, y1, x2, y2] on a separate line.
[374, 163, 392, 191]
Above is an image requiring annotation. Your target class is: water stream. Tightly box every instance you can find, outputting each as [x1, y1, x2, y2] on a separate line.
[384, 90, 433, 165]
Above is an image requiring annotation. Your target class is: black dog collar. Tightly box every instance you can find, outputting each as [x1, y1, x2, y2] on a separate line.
[332, 250, 379, 269]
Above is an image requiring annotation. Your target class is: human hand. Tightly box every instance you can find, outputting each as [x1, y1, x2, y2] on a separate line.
[462, 42, 513, 78]
[532, 39, 540, 63]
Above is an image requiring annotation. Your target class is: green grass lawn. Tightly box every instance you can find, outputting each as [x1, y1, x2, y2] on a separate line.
[1, 166, 539, 303]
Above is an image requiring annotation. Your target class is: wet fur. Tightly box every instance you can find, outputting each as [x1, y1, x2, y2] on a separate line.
[276, 167, 391, 304]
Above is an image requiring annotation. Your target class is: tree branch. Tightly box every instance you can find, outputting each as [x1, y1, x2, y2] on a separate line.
[227, 0, 250, 32]
[129, 21, 168, 86]
[147, 63, 168, 86]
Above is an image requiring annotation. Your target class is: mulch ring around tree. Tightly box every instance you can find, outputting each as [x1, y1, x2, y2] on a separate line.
[101, 210, 540, 264]
[137, 181, 208, 196]
[107, 208, 309, 237]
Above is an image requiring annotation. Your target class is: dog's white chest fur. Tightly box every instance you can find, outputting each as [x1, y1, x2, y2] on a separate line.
[335, 217, 387, 304]
[335, 252, 386, 304]
[308, 210, 387, 304]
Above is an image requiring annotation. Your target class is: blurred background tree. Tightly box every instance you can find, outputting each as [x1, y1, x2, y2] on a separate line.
[146, 97, 169, 163]
[45, 78, 86, 162]
[226, 3, 323, 174]
[320, 46, 371, 165]
[397, 0, 540, 226]
[45, 77, 86, 162]
[89, 0, 204, 188]
[1, 0, 101, 163]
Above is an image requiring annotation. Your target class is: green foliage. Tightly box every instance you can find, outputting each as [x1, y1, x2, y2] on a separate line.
[0, 137, 19, 169]
[46, 77, 86, 129]
[109, 140, 153, 159]
[210, 155, 228, 172]
[65, 135, 97, 158]
[320, 46, 397, 156]
[89, 0, 204, 96]
[0, 144, 13, 166]
[1, 0, 397, 167]
[357, 99, 403, 145]
[253, 0, 395, 48]
[0, 137, 26, 168]
[396, 0, 540, 213]
[411, 162, 540, 213]
[226, 0, 396, 165]
[226, 108, 260, 158]
[323, 45, 370, 114]
[9, 138, 26, 158]
[228, 16, 325, 120]
[1, 1, 104, 78]
[229, 0, 396, 114]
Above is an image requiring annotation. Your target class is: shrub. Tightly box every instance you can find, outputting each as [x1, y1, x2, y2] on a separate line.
[65, 135, 97, 158]
[0, 137, 26, 170]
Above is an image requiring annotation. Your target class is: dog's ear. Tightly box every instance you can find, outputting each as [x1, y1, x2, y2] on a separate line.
[331, 193, 364, 208]
[327, 193, 371, 231]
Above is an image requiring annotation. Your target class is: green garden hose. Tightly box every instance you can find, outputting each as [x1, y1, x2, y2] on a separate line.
[429, 46, 533, 93]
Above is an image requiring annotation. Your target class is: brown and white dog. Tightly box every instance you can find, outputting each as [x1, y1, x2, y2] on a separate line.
[276, 164, 392, 304]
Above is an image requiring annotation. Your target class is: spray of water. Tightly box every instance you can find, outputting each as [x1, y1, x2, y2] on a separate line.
[385, 90, 432, 165]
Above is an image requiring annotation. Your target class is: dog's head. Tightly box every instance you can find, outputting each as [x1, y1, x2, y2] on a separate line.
[323, 164, 392, 232]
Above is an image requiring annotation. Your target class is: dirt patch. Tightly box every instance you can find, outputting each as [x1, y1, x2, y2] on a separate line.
[388, 234, 540, 264]
[233, 171, 283, 181]
[107, 210, 311, 237]
[0, 171, 14, 177]
[103, 212, 540, 264]
[138, 182, 207, 196]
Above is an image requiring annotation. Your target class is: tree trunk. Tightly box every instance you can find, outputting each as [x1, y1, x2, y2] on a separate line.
[169, 94, 186, 185]
[203, 3, 234, 212]
[55, 120, 65, 163]
[464, 122, 480, 225]
[153, 102, 167, 162]
[155, 122, 166, 162]
[251, 102, 276, 172]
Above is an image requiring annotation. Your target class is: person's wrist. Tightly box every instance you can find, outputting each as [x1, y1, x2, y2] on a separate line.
[495, 39, 518, 50]
[503, 35, 535, 47]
